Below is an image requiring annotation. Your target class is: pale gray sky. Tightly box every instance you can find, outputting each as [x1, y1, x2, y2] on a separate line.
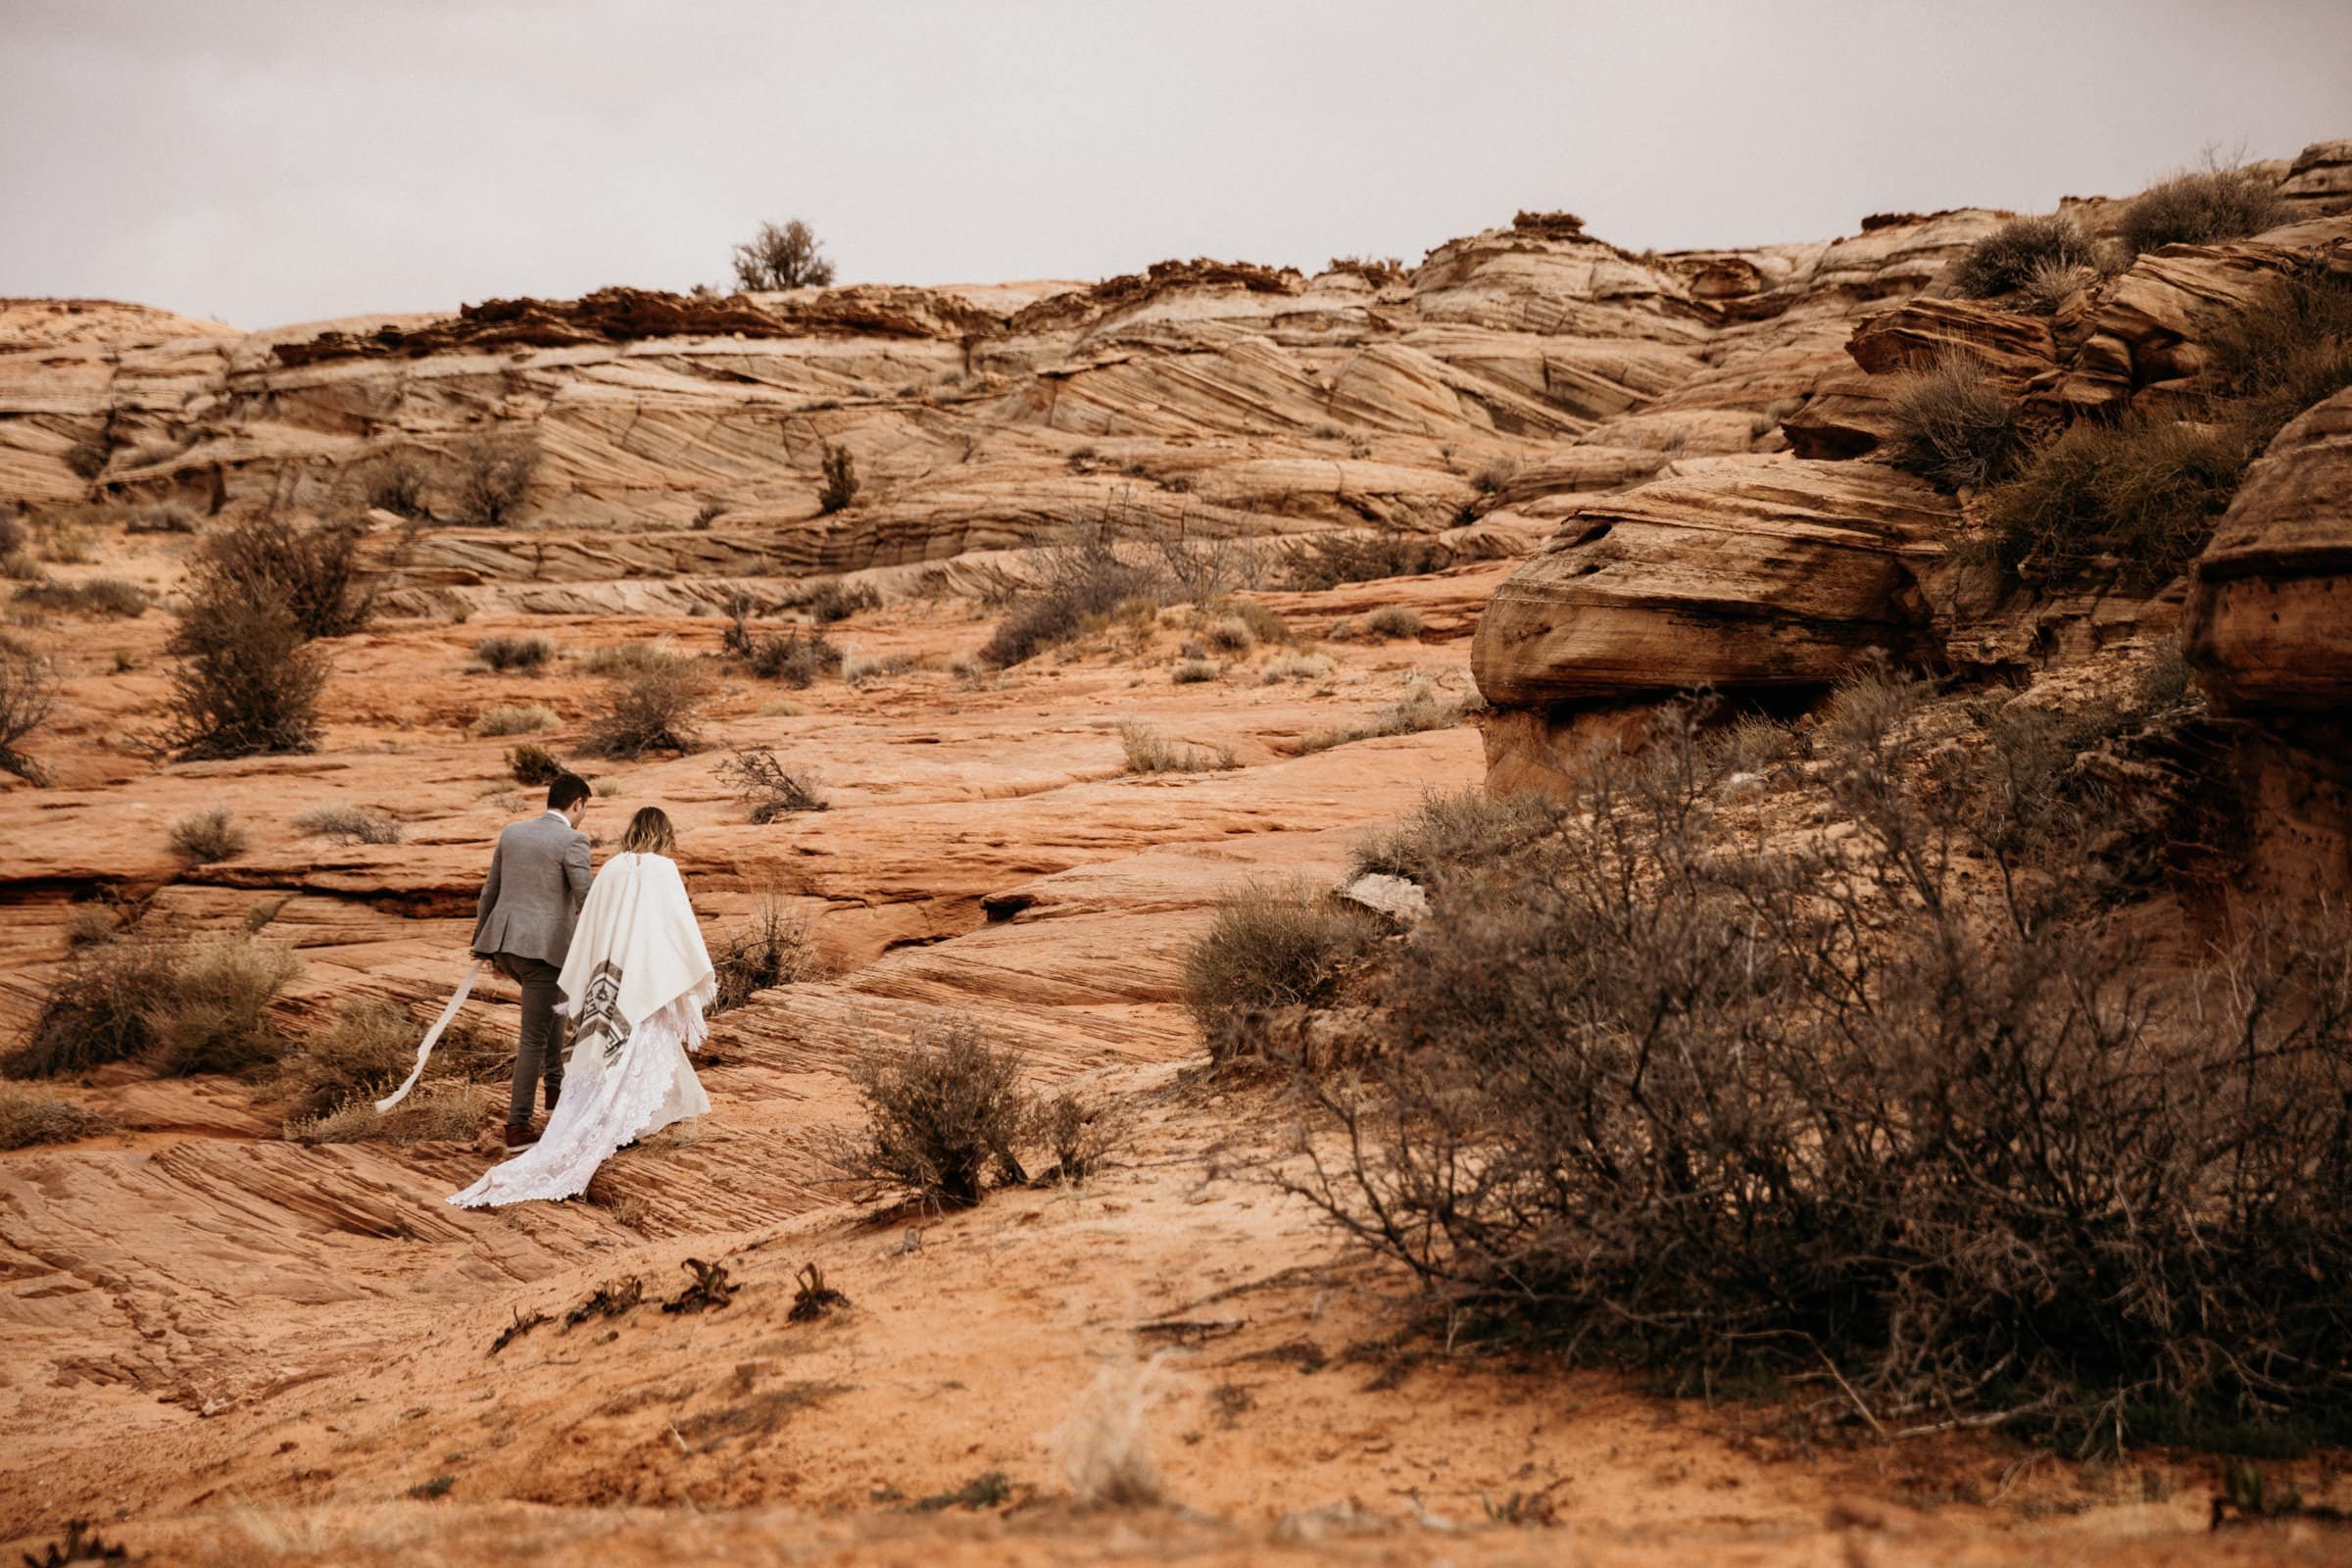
[3, 0, 2347, 330]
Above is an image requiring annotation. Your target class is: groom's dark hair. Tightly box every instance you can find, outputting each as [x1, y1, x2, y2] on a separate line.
[547, 772, 591, 811]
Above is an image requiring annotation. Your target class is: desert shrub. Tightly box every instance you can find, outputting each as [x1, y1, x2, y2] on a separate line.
[711, 900, 819, 1012]
[0, 646, 59, 783]
[1170, 660, 1220, 685]
[842, 650, 916, 684]
[1282, 530, 1442, 591]
[146, 938, 301, 1076]
[39, 525, 95, 564]
[1949, 214, 2097, 298]
[355, 452, 430, 518]
[288, 1081, 495, 1146]
[576, 641, 669, 676]
[1028, 1090, 1120, 1180]
[1350, 788, 1570, 886]
[164, 580, 330, 760]
[0, 1083, 111, 1150]
[1182, 881, 1375, 1057]
[191, 516, 373, 639]
[117, 502, 201, 534]
[170, 807, 246, 864]
[1472, 456, 1518, 494]
[2119, 165, 2288, 255]
[1286, 694, 2352, 1450]
[1360, 605, 1424, 641]
[1886, 358, 2028, 489]
[981, 521, 1167, 668]
[2019, 257, 2097, 316]
[1219, 598, 1289, 646]
[1298, 688, 1470, 754]
[584, 656, 710, 758]
[474, 634, 553, 673]
[829, 1018, 1030, 1207]
[1261, 651, 1334, 684]
[1990, 415, 2249, 581]
[2204, 268, 2352, 443]
[804, 577, 880, 623]
[505, 742, 563, 785]
[447, 433, 539, 526]
[274, 1003, 505, 1125]
[731, 218, 835, 290]
[468, 703, 557, 738]
[1200, 614, 1255, 655]
[725, 609, 840, 686]
[13, 576, 150, 617]
[716, 744, 827, 821]
[1118, 719, 1235, 773]
[5, 935, 180, 1078]
[292, 803, 404, 846]
[816, 443, 858, 514]
[1154, 530, 1259, 604]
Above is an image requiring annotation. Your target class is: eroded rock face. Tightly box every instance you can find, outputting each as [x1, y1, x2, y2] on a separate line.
[2184, 387, 2352, 713]
[1470, 461, 1953, 776]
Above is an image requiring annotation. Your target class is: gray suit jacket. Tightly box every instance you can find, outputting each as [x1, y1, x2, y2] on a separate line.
[471, 810, 593, 967]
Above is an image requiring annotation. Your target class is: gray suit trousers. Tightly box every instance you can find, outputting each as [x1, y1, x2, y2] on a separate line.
[498, 954, 565, 1127]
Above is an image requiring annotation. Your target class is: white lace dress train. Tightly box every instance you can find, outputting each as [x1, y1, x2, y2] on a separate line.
[449, 984, 712, 1208]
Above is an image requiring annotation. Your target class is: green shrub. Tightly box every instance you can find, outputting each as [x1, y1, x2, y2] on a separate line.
[2119, 166, 2288, 255]
[170, 807, 246, 864]
[1990, 415, 2249, 581]
[1949, 214, 2097, 298]
[1886, 358, 2029, 489]
[1182, 882, 1375, 1058]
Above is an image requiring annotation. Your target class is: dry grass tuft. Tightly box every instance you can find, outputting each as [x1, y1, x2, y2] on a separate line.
[170, 807, 246, 863]
[1059, 1357, 1165, 1507]
[1886, 358, 2028, 490]
[1298, 688, 1470, 754]
[1359, 605, 1424, 641]
[147, 938, 301, 1076]
[1949, 214, 2097, 298]
[0, 1083, 112, 1150]
[474, 634, 554, 673]
[1181, 880, 1375, 1057]
[292, 803, 404, 846]
[289, 1081, 495, 1145]
[1118, 720, 1236, 773]
[468, 703, 558, 738]
[2120, 164, 2287, 255]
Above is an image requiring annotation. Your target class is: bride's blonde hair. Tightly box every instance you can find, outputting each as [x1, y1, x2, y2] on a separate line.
[618, 806, 675, 856]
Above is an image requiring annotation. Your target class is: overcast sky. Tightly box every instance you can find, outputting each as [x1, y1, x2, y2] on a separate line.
[3, 0, 2347, 330]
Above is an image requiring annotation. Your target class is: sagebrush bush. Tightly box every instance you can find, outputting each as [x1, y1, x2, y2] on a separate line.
[1360, 606, 1424, 641]
[505, 742, 563, 785]
[1028, 1090, 1120, 1180]
[725, 610, 840, 686]
[13, 576, 150, 617]
[1169, 660, 1220, 685]
[1990, 415, 2248, 581]
[982, 521, 1166, 668]
[711, 900, 820, 1012]
[276, 1003, 506, 1124]
[0, 647, 59, 783]
[1261, 651, 1334, 684]
[804, 578, 880, 622]
[2205, 269, 2352, 443]
[355, 452, 430, 518]
[2120, 165, 2287, 255]
[474, 634, 553, 673]
[447, 433, 539, 526]
[5, 934, 179, 1077]
[292, 803, 404, 846]
[576, 641, 669, 676]
[468, 703, 557, 738]
[1350, 788, 1570, 887]
[584, 656, 710, 758]
[1886, 358, 2028, 489]
[1182, 881, 1375, 1056]
[1118, 719, 1235, 773]
[1949, 214, 2097, 298]
[716, 744, 827, 821]
[190, 517, 373, 639]
[0, 1083, 111, 1150]
[164, 587, 329, 759]
[1200, 614, 1255, 655]
[170, 807, 246, 864]
[1283, 530, 1441, 591]
[828, 1018, 1030, 1207]
[147, 938, 301, 1076]
[1288, 691, 2352, 1450]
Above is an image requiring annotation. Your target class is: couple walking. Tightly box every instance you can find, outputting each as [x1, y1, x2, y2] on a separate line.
[440, 772, 714, 1207]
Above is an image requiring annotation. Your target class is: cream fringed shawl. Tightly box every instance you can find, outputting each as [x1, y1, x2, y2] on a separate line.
[555, 852, 716, 1059]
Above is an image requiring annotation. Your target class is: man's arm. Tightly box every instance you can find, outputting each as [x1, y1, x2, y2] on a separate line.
[564, 832, 592, 915]
[476, 834, 505, 923]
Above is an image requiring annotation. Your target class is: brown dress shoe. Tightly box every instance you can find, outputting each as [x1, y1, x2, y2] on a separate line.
[504, 1123, 539, 1151]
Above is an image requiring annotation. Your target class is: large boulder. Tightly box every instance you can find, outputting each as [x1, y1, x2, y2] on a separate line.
[2183, 387, 2352, 712]
[1472, 460, 1953, 708]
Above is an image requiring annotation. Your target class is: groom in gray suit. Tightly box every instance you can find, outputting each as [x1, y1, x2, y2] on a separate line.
[471, 772, 594, 1149]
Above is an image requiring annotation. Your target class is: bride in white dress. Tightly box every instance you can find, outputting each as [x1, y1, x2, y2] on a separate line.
[452, 807, 715, 1208]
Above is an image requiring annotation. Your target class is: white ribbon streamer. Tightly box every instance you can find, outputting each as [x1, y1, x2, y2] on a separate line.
[375, 958, 484, 1111]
